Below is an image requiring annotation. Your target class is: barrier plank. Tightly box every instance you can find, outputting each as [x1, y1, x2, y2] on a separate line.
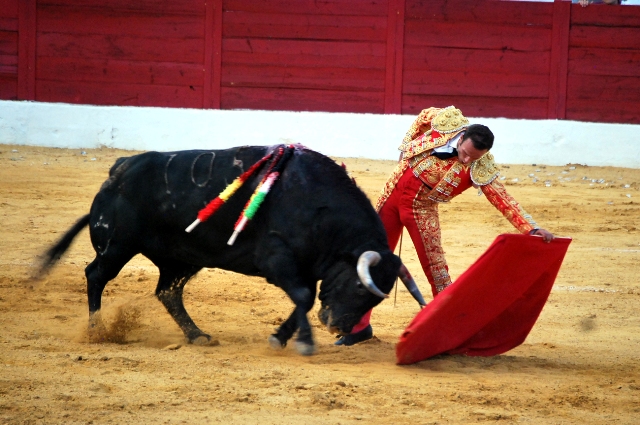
[224, 0, 387, 16]
[0, 74, 16, 99]
[404, 71, 548, 98]
[569, 48, 640, 77]
[570, 26, 640, 50]
[37, 80, 202, 108]
[405, 21, 550, 51]
[37, 57, 203, 86]
[38, 6, 204, 38]
[406, 0, 552, 25]
[222, 64, 384, 91]
[38, 0, 205, 15]
[403, 47, 550, 75]
[566, 98, 640, 124]
[221, 86, 384, 113]
[223, 12, 386, 41]
[37, 33, 204, 64]
[402, 94, 548, 119]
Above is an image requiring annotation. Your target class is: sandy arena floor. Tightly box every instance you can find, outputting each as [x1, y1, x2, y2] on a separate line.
[1, 144, 639, 424]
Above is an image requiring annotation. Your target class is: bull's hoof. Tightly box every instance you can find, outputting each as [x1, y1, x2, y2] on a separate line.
[191, 335, 212, 346]
[87, 312, 107, 343]
[268, 334, 286, 350]
[295, 341, 316, 356]
[186, 331, 212, 346]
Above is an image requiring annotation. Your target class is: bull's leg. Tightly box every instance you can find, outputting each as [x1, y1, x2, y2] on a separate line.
[257, 235, 317, 356]
[287, 286, 317, 356]
[153, 262, 207, 344]
[268, 290, 316, 356]
[268, 311, 297, 349]
[85, 252, 134, 339]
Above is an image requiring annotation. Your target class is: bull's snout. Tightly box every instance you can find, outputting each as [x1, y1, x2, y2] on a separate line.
[317, 306, 353, 335]
[318, 307, 340, 334]
[318, 306, 331, 327]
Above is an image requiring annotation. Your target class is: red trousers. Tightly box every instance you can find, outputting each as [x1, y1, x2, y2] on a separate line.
[352, 168, 451, 333]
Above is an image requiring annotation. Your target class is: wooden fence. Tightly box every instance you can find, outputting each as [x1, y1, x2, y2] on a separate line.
[1, 0, 638, 123]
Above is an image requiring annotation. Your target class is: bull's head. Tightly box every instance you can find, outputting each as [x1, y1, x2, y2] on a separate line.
[318, 249, 423, 335]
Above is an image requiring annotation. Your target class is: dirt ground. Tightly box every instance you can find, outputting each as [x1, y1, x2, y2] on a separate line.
[1, 144, 638, 425]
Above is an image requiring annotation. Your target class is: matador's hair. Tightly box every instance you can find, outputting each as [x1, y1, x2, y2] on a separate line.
[464, 124, 494, 151]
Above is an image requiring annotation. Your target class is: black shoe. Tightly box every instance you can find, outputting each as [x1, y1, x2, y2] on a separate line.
[334, 325, 373, 346]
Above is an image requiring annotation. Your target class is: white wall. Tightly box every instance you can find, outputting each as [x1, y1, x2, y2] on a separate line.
[1, 100, 638, 168]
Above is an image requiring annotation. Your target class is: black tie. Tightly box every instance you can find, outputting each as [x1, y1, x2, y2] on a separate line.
[431, 148, 458, 160]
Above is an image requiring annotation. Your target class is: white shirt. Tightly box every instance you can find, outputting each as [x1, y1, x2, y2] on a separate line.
[432, 132, 464, 154]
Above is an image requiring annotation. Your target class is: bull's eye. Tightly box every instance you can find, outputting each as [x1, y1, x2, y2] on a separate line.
[355, 280, 364, 289]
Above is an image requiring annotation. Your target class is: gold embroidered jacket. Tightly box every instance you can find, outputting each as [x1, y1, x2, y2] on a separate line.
[376, 108, 538, 234]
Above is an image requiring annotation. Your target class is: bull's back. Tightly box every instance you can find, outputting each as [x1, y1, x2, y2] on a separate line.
[90, 147, 272, 270]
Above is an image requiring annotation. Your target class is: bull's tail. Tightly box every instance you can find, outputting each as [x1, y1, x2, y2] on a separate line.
[33, 214, 90, 279]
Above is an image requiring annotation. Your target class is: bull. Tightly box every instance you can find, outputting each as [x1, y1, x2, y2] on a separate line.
[37, 145, 424, 355]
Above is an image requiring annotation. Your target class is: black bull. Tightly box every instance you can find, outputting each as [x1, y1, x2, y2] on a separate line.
[37, 145, 425, 355]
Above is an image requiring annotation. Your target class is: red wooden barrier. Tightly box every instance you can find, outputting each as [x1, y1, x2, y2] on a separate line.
[567, 5, 640, 123]
[549, 0, 570, 119]
[0, 0, 19, 100]
[0, 0, 638, 124]
[403, 0, 554, 119]
[204, 0, 222, 109]
[220, 0, 388, 113]
[384, 0, 404, 114]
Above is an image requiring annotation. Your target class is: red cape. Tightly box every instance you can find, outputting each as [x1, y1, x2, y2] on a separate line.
[396, 234, 571, 365]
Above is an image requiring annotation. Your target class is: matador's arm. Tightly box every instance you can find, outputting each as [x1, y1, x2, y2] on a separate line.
[481, 179, 538, 234]
[473, 153, 553, 241]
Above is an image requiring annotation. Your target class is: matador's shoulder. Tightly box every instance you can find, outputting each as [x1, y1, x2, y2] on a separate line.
[399, 106, 469, 159]
[470, 152, 500, 185]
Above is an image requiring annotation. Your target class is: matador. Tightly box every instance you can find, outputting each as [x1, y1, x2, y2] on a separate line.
[336, 106, 554, 346]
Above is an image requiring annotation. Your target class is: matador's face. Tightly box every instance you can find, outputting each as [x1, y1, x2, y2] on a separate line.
[457, 138, 488, 165]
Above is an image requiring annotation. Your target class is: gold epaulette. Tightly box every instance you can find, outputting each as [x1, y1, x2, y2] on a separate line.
[470, 152, 500, 186]
[398, 106, 468, 159]
[397, 108, 440, 153]
[432, 106, 468, 135]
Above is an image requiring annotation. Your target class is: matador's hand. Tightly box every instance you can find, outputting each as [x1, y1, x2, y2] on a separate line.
[530, 228, 554, 243]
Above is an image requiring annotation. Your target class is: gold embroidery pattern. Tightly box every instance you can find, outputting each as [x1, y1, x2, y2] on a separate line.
[399, 109, 439, 148]
[470, 152, 500, 186]
[407, 153, 467, 203]
[431, 106, 469, 134]
[408, 151, 452, 184]
[428, 162, 466, 203]
[398, 107, 468, 160]
[412, 185, 452, 293]
[481, 180, 538, 233]
[375, 160, 409, 212]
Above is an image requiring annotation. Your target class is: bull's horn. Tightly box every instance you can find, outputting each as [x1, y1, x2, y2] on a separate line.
[398, 264, 427, 308]
[356, 251, 388, 299]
